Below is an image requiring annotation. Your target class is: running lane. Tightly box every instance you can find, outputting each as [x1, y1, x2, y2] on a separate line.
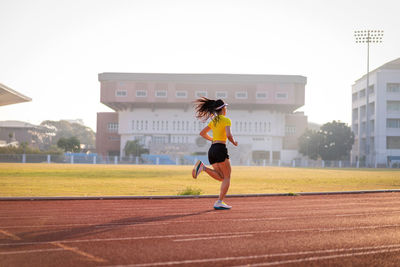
[1, 193, 400, 266]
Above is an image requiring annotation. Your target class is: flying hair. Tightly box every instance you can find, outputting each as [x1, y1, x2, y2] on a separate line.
[193, 97, 222, 124]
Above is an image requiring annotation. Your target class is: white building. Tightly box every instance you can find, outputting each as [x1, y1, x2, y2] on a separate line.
[351, 58, 400, 166]
[97, 73, 308, 165]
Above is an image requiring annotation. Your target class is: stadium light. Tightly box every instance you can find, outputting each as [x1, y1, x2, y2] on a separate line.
[354, 30, 384, 167]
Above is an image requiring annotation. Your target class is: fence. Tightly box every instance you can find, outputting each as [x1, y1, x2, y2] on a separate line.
[0, 153, 397, 168]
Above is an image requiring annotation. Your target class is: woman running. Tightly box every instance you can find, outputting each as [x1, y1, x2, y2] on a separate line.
[192, 97, 238, 210]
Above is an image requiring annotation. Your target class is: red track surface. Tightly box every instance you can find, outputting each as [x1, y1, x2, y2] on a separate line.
[1, 193, 400, 266]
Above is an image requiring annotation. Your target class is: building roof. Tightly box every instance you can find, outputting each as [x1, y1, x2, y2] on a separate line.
[0, 83, 32, 106]
[99, 73, 307, 84]
[0, 120, 38, 129]
[355, 57, 400, 83]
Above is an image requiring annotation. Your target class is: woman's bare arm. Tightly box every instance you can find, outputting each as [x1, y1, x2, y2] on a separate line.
[225, 126, 238, 146]
[200, 126, 213, 141]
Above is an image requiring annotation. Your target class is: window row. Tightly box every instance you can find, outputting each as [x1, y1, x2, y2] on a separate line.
[387, 83, 400, 93]
[151, 135, 189, 144]
[131, 120, 272, 133]
[115, 89, 288, 100]
[387, 101, 400, 112]
[387, 119, 400, 128]
[132, 120, 207, 132]
[234, 121, 271, 133]
[107, 123, 118, 133]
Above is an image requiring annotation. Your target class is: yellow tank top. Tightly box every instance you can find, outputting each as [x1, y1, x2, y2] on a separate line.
[208, 115, 232, 142]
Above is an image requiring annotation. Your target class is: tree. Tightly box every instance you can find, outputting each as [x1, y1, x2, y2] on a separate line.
[57, 136, 81, 152]
[298, 121, 354, 161]
[124, 140, 148, 157]
[40, 120, 95, 150]
[318, 121, 354, 161]
[298, 129, 320, 160]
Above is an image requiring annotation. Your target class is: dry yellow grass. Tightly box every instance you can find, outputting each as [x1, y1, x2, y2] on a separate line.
[0, 163, 399, 197]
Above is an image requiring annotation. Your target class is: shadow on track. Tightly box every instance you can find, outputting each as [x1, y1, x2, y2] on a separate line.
[8, 209, 214, 245]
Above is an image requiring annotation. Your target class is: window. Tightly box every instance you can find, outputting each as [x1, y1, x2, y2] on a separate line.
[216, 91, 228, 99]
[387, 101, 400, 113]
[359, 89, 366, 98]
[276, 92, 288, 99]
[115, 90, 127, 97]
[195, 91, 207, 98]
[136, 90, 147, 97]
[107, 123, 118, 133]
[352, 108, 359, 121]
[387, 136, 400, 149]
[387, 83, 400, 93]
[368, 85, 374, 95]
[256, 92, 268, 99]
[235, 91, 248, 99]
[155, 90, 167, 98]
[352, 92, 358, 102]
[285, 126, 296, 136]
[387, 119, 400, 128]
[176, 91, 187, 98]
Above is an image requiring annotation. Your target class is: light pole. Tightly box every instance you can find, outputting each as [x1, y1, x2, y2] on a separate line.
[354, 30, 383, 167]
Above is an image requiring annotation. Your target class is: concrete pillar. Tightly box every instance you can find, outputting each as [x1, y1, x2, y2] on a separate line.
[114, 156, 118, 165]
[156, 157, 160, 165]
[22, 154, 26, 163]
[47, 155, 51, 164]
[70, 155, 74, 164]
[269, 151, 273, 165]
[93, 156, 97, 164]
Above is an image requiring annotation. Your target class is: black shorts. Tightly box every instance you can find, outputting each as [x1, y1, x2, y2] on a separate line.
[208, 143, 229, 165]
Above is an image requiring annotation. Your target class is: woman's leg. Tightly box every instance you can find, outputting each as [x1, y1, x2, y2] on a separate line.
[204, 164, 224, 181]
[213, 159, 232, 200]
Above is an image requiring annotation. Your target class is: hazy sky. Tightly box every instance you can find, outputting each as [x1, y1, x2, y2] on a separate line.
[0, 0, 399, 131]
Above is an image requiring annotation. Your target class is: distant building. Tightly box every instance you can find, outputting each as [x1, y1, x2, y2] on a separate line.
[351, 58, 400, 166]
[0, 121, 52, 149]
[96, 73, 308, 164]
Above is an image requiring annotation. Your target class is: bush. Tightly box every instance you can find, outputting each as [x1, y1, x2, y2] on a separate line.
[0, 145, 63, 155]
[177, 187, 202, 196]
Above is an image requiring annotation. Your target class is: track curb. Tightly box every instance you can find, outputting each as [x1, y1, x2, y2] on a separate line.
[1, 189, 400, 201]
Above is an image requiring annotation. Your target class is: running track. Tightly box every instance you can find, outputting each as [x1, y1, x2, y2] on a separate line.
[1, 193, 400, 266]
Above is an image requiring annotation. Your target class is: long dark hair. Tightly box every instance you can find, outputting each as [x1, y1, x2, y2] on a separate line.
[194, 97, 224, 124]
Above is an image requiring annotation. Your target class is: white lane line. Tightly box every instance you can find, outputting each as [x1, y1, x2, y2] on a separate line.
[51, 242, 106, 263]
[173, 234, 252, 242]
[2, 210, 400, 229]
[0, 222, 171, 229]
[233, 247, 400, 267]
[104, 244, 400, 267]
[0, 230, 21, 240]
[1, 224, 399, 247]
[0, 248, 64, 255]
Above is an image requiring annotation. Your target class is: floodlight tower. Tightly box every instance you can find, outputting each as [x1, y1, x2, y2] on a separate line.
[354, 30, 383, 167]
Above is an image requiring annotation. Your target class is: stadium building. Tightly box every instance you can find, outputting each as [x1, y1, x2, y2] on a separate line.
[96, 73, 307, 165]
[351, 58, 400, 167]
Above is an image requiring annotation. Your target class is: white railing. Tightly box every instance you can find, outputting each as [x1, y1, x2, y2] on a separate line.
[0, 154, 397, 168]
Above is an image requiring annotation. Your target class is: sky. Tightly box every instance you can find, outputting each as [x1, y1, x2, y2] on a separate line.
[0, 0, 399, 131]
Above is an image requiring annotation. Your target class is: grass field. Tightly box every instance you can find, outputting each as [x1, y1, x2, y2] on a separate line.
[1, 163, 400, 197]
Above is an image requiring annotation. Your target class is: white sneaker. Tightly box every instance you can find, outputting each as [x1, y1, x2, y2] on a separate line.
[192, 160, 205, 179]
[214, 200, 232, 210]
